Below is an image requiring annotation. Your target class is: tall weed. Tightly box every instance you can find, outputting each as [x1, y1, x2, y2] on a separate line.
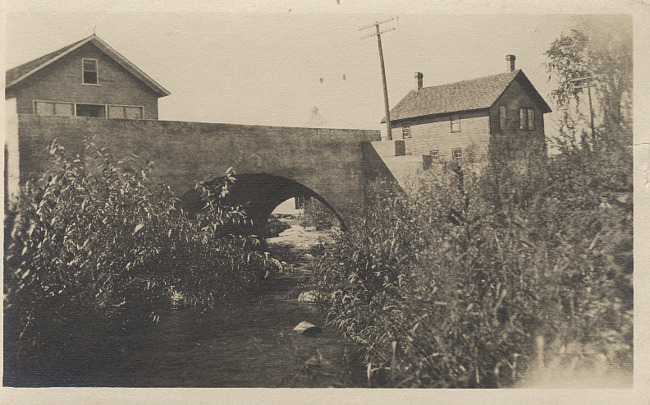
[311, 149, 632, 387]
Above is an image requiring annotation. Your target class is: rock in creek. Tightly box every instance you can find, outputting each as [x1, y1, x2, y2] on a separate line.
[293, 321, 322, 335]
[298, 291, 319, 303]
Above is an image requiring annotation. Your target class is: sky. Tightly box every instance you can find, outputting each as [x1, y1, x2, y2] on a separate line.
[4, 12, 584, 135]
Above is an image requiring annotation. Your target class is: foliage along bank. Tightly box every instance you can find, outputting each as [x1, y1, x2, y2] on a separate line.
[310, 18, 633, 388]
[3, 139, 282, 377]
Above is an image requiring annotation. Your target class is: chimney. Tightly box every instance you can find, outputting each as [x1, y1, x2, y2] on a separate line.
[414, 72, 423, 91]
[506, 55, 516, 72]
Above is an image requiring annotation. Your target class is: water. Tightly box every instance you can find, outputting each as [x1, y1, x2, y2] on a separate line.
[7, 223, 367, 387]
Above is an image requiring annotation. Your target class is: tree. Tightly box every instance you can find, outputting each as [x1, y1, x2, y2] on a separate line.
[545, 15, 632, 152]
[544, 17, 633, 373]
[545, 16, 633, 198]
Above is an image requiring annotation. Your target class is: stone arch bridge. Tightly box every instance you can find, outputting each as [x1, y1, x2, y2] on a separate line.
[7, 115, 389, 232]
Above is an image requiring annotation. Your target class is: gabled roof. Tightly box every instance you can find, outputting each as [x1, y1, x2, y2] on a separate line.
[382, 70, 551, 123]
[5, 34, 170, 97]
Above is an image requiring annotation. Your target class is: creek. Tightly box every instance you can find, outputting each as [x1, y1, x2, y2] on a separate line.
[9, 222, 367, 388]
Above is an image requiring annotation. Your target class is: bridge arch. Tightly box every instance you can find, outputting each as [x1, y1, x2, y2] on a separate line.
[180, 173, 345, 235]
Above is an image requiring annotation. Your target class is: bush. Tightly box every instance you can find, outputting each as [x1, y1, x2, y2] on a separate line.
[300, 198, 338, 230]
[310, 149, 632, 387]
[3, 140, 282, 369]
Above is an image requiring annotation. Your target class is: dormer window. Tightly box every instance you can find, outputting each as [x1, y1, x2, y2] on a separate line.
[82, 58, 98, 84]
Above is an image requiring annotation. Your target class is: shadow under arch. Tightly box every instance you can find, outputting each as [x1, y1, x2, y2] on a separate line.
[180, 173, 345, 235]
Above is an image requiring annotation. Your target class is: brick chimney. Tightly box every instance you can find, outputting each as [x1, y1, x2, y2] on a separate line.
[506, 55, 516, 72]
[414, 72, 423, 91]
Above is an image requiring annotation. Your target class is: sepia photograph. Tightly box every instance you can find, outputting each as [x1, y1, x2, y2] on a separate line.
[2, 1, 647, 403]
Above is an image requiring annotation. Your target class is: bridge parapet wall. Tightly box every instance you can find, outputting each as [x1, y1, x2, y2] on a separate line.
[13, 115, 380, 221]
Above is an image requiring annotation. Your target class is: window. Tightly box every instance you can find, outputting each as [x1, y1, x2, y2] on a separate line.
[430, 149, 439, 160]
[452, 148, 462, 160]
[519, 108, 535, 130]
[108, 105, 144, 120]
[35, 101, 144, 119]
[35, 101, 54, 115]
[76, 104, 106, 118]
[499, 105, 507, 131]
[108, 105, 125, 119]
[451, 115, 460, 132]
[82, 58, 99, 84]
[125, 107, 143, 120]
[35, 101, 74, 116]
[55, 103, 74, 116]
[402, 126, 411, 139]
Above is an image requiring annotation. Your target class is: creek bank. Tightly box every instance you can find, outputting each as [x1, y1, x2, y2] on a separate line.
[6, 221, 365, 387]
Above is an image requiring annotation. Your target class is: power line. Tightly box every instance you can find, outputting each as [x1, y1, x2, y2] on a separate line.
[360, 17, 397, 141]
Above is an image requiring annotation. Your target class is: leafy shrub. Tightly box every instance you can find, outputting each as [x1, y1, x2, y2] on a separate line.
[300, 198, 339, 230]
[310, 19, 632, 387]
[311, 149, 632, 387]
[3, 140, 282, 370]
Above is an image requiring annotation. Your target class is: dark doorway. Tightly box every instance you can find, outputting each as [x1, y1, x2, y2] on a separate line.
[76, 104, 106, 118]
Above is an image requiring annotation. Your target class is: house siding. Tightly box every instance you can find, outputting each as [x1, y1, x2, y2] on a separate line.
[8, 42, 159, 119]
[489, 79, 546, 157]
[394, 110, 490, 159]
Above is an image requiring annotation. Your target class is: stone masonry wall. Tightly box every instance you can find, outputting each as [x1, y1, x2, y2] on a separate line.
[14, 115, 380, 221]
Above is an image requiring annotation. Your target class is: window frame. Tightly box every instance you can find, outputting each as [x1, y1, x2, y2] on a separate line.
[108, 104, 144, 120]
[33, 100, 75, 116]
[452, 148, 462, 160]
[499, 105, 507, 131]
[34, 100, 55, 116]
[450, 114, 461, 133]
[108, 105, 126, 119]
[82, 58, 100, 85]
[527, 108, 535, 130]
[519, 107, 535, 131]
[54, 102, 74, 116]
[430, 149, 440, 160]
[402, 125, 411, 139]
[33, 100, 145, 119]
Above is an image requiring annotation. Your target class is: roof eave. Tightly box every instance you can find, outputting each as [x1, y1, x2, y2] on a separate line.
[383, 107, 491, 124]
[90, 35, 171, 97]
[5, 35, 95, 89]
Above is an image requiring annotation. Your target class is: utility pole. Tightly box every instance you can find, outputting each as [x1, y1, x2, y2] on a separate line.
[564, 76, 597, 147]
[360, 17, 396, 141]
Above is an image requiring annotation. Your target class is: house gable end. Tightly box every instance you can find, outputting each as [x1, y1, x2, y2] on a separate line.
[8, 42, 162, 119]
[6, 35, 170, 98]
[492, 71, 551, 113]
